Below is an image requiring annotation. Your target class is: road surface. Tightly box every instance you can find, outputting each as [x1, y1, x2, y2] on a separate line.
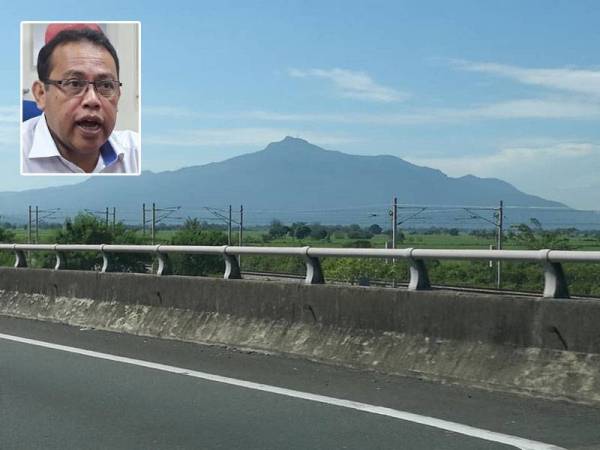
[1, 316, 599, 450]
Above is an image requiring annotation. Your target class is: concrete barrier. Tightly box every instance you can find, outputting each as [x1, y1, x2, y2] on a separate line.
[0, 267, 599, 405]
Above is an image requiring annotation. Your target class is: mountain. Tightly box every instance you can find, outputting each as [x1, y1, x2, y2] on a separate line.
[1, 137, 566, 225]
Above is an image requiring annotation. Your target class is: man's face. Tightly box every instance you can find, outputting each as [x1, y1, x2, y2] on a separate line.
[33, 40, 120, 156]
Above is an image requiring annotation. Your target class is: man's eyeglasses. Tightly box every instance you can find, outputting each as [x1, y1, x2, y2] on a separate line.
[44, 78, 122, 99]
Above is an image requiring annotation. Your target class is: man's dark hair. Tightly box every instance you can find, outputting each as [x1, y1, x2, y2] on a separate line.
[37, 28, 120, 81]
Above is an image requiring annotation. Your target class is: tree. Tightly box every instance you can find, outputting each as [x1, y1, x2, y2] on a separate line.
[40, 213, 149, 272]
[0, 226, 15, 243]
[109, 224, 150, 273]
[294, 224, 312, 240]
[169, 218, 227, 276]
[309, 224, 329, 240]
[397, 230, 405, 243]
[268, 220, 289, 239]
[57, 214, 112, 245]
[368, 224, 382, 235]
[47, 214, 114, 270]
[288, 222, 311, 240]
[347, 224, 373, 239]
[0, 226, 16, 267]
[508, 218, 571, 250]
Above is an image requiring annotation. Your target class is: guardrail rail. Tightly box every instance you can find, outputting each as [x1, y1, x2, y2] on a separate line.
[2, 244, 600, 299]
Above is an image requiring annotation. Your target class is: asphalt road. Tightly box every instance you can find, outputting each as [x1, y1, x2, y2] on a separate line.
[1, 316, 599, 450]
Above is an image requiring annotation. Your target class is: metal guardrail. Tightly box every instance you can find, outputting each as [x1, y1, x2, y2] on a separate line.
[2, 244, 600, 299]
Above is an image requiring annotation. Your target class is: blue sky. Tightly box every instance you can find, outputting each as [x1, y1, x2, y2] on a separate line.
[2, 0, 600, 209]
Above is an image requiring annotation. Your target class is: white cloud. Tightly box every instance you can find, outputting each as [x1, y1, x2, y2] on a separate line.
[145, 127, 358, 147]
[453, 60, 600, 98]
[0, 129, 18, 146]
[143, 107, 343, 122]
[145, 98, 600, 126]
[143, 106, 198, 118]
[0, 105, 18, 120]
[404, 140, 600, 208]
[0, 106, 18, 146]
[288, 68, 409, 103]
[427, 98, 600, 122]
[469, 99, 600, 119]
[146, 61, 600, 128]
[405, 141, 598, 177]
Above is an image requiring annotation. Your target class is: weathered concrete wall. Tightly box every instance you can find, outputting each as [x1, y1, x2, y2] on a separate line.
[1, 268, 599, 405]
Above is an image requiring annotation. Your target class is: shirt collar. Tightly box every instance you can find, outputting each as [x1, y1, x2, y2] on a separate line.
[28, 113, 123, 166]
[28, 113, 61, 159]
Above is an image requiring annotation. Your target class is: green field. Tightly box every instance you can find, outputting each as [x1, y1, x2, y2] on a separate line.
[10, 226, 600, 251]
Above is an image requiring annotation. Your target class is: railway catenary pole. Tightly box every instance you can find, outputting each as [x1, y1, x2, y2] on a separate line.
[497, 200, 504, 289]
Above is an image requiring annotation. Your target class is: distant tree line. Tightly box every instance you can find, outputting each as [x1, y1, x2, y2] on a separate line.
[264, 220, 390, 243]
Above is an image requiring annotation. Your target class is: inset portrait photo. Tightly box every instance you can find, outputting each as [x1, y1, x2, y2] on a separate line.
[20, 21, 141, 175]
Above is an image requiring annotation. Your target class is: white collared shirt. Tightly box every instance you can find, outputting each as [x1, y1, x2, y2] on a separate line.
[21, 114, 140, 174]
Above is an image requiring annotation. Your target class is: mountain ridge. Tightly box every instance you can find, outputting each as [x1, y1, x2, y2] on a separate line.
[0, 136, 565, 224]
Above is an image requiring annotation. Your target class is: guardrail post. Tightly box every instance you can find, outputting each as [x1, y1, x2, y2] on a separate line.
[54, 251, 65, 270]
[14, 249, 27, 268]
[543, 262, 569, 299]
[154, 246, 169, 276]
[100, 246, 109, 273]
[223, 249, 242, 279]
[408, 249, 430, 290]
[303, 247, 324, 284]
[540, 249, 569, 299]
